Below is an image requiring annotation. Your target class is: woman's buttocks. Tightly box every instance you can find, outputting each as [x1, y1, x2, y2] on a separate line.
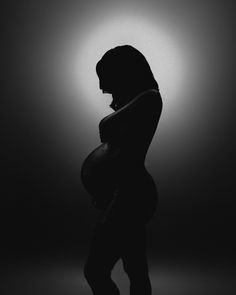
[117, 168, 158, 223]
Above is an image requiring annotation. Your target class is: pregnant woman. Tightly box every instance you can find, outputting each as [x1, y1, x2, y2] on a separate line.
[81, 45, 162, 295]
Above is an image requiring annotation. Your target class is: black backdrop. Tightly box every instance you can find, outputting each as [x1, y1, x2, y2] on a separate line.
[1, 0, 235, 264]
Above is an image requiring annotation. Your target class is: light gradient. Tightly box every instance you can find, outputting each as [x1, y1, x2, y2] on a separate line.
[2, 0, 235, 279]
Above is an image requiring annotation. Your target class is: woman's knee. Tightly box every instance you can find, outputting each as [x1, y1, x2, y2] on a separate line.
[83, 260, 111, 284]
[83, 260, 96, 283]
[123, 259, 149, 279]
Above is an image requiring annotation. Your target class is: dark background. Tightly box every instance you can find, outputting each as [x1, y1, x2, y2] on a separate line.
[1, 0, 235, 278]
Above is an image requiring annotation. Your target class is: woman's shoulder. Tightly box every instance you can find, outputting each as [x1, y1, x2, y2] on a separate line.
[99, 89, 162, 129]
[136, 89, 162, 114]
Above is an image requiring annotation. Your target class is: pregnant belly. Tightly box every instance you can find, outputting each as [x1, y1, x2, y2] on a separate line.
[81, 143, 121, 208]
[81, 142, 158, 214]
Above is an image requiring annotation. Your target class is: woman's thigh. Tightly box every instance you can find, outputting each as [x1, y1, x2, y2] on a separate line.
[85, 222, 122, 274]
[85, 221, 147, 274]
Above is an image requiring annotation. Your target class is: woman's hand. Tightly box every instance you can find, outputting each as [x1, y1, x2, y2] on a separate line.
[99, 189, 121, 225]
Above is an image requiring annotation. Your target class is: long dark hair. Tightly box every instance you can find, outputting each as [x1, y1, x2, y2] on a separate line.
[96, 45, 159, 95]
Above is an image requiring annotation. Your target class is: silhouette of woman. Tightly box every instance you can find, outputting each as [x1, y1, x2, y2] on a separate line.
[81, 45, 162, 295]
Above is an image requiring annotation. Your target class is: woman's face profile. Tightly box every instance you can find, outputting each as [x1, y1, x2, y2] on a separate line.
[96, 45, 159, 110]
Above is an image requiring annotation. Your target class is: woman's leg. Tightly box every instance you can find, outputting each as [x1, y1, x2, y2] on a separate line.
[83, 222, 121, 295]
[121, 223, 152, 295]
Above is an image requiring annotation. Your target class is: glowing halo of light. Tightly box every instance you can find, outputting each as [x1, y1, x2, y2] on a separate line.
[66, 12, 191, 124]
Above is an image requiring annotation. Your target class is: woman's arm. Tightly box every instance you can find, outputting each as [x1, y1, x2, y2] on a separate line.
[100, 89, 159, 127]
[99, 89, 162, 144]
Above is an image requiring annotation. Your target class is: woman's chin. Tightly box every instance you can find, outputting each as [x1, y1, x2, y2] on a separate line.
[109, 99, 118, 110]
